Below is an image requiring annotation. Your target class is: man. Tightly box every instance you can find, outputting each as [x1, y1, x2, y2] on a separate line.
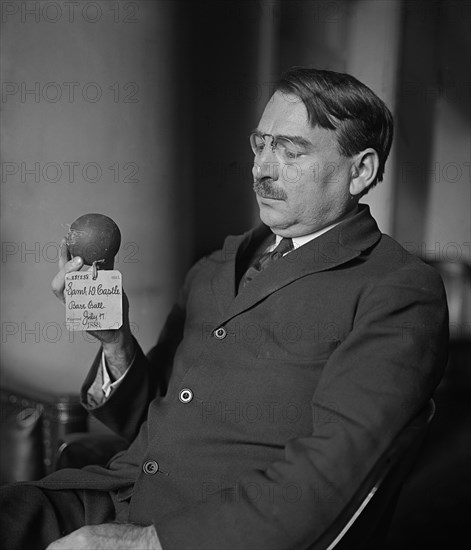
[1, 68, 448, 549]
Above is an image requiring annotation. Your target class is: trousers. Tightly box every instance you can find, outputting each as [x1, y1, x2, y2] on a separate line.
[0, 483, 116, 550]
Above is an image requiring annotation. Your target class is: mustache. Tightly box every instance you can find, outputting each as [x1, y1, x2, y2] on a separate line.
[253, 178, 287, 200]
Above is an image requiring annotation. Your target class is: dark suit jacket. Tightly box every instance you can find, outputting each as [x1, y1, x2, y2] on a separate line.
[39, 205, 449, 549]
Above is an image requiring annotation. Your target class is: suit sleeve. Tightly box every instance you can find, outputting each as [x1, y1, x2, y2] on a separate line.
[80, 287, 187, 443]
[154, 262, 449, 550]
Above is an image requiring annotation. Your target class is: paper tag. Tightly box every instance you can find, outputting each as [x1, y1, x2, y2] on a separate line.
[64, 270, 123, 331]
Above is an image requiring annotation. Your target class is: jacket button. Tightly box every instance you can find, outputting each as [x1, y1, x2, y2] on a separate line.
[214, 327, 227, 339]
[143, 460, 159, 475]
[179, 388, 193, 403]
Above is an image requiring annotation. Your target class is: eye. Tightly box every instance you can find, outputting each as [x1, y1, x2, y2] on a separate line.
[254, 142, 265, 154]
[277, 139, 302, 161]
[250, 134, 266, 155]
[284, 150, 298, 160]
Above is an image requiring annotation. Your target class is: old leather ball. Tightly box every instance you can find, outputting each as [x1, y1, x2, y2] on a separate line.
[66, 213, 121, 268]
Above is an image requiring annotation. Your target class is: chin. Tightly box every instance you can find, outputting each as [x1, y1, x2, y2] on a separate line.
[258, 205, 288, 231]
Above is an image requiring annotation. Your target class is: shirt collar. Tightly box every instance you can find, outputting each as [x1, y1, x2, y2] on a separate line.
[271, 206, 359, 251]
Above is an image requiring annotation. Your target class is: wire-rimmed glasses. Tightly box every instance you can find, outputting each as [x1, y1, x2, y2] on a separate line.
[249, 133, 303, 163]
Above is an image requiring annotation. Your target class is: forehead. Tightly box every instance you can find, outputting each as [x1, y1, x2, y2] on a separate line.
[257, 91, 310, 134]
[257, 91, 340, 152]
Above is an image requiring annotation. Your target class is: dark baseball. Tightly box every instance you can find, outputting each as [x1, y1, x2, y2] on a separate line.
[66, 213, 121, 269]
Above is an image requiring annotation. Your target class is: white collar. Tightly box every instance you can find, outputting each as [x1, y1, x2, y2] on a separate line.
[270, 207, 358, 252]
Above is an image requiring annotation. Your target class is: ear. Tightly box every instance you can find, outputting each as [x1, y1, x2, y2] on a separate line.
[349, 148, 379, 196]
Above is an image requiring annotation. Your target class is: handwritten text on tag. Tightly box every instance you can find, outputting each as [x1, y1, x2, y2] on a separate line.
[64, 270, 123, 331]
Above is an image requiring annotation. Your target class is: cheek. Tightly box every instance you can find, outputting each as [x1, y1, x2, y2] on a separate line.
[282, 164, 304, 183]
[284, 182, 318, 218]
[285, 175, 344, 220]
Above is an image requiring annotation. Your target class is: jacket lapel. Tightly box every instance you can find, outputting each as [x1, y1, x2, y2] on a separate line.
[211, 204, 381, 328]
[209, 226, 269, 315]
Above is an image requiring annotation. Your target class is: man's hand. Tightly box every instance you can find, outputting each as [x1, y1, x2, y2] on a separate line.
[51, 238, 135, 377]
[46, 523, 162, 550]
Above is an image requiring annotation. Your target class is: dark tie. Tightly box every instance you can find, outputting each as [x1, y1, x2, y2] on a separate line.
[240, 237, 294, 289]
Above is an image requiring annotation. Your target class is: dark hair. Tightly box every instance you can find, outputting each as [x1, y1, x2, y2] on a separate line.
[275, 67, 394, 188]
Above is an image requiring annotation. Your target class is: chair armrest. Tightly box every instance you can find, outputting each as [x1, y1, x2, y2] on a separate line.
[54, 432, 128, 471]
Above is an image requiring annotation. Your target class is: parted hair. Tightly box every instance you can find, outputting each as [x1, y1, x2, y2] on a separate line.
[275, 67, 394, 188]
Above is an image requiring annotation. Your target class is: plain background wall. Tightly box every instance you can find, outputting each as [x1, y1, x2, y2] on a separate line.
[277, 0, 403, 233]
[422, 3, 470, 260]
[1, 0, 193, 396]
[394, 0, 471, 262]
[1, 0, 470, 398]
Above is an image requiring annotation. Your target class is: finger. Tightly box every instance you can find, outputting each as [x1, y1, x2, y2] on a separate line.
[51, 256, 83, 302]
[58, 237, 71, 271]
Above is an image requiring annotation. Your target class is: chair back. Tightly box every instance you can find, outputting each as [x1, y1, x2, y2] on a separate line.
[311, 399, 435, 550]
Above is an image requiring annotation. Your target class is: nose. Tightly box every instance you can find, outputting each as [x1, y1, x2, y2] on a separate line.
[252, 164, 261, 181]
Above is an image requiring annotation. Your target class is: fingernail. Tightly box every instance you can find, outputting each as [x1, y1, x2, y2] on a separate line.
[72, 257, 82, 265]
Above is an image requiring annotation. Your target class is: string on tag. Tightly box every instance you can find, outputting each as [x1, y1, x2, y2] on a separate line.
[91, 259, 105, 280]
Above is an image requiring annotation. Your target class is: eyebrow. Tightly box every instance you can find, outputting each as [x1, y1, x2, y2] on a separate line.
[251, 128, 313, 149]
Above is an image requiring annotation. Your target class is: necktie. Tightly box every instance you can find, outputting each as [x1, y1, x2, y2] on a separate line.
[240, 237, 294, 289]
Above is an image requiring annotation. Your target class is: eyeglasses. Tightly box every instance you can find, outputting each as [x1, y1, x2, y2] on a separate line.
[249, 133, 303, 163]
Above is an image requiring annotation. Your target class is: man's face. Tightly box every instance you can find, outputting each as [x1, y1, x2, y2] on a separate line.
[252, 91, 356, 237]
